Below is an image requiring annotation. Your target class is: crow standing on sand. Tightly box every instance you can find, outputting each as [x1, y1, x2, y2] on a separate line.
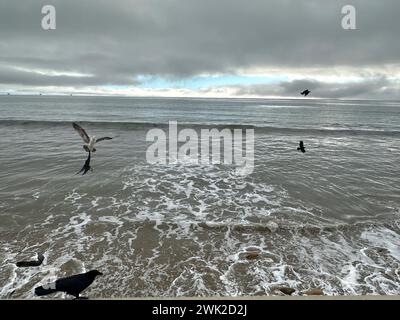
[73, 122, 112, 153]
[297, 141, 306, 153]
[16, 253, 45, 268]
[77, 151, 92, 175]
[34, 270, 103, 299]
[301, 89, 311, 97]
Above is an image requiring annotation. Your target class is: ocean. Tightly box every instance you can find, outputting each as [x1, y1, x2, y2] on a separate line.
[0, 95, 400, 298]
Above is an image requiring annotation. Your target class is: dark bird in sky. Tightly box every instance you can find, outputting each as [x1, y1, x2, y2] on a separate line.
[297, 141, 306, 153]
[77, 152, 92, 175]
[301, 89, 311, 96]
[34, 270, 103, 299]
[16, 253, 45, 268]
[73, 122, 113, 153]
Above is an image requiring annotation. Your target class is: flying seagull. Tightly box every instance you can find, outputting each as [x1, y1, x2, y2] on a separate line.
[77, 152, 92, 175]
[297, 141, 306, 153]
[73, 122, 112, 153]
[301, 89, 311, 96]
[34, 270, 103, 299]
[16, 253, 45, 268]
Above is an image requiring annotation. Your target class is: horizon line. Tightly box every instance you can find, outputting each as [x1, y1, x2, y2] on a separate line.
[0, 93, 398, 102]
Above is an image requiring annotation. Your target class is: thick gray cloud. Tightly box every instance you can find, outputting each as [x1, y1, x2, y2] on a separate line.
[0, 0, 399, 97]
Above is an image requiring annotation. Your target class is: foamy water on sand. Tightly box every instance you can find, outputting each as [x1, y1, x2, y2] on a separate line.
[0, 96, 400, 298]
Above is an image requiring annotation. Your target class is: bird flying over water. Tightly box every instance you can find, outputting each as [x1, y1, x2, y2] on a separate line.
[34, 270, 103, 299]
[301, 89, 311, 96]
[297, 141, 306, 153]
[16, 253, 45, 268]
[73, 122, 112, 153]
[77, 152, 92, 175]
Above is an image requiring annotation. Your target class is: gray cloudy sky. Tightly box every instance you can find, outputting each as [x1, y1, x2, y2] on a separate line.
[0, 0, 399, 98]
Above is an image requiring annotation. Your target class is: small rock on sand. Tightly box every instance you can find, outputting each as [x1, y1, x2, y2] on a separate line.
[266, 221, 279, 233]
[245, 252, 260, 260]
[304, 288, 324, 296]
[277, 287, 296, 295]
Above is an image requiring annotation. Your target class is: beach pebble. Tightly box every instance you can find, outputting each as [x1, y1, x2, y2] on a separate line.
[266, 221, 279, 233]
[245, 252, 260, 260]
[277, 287, 296, 295]
[303, 288, 324, 296]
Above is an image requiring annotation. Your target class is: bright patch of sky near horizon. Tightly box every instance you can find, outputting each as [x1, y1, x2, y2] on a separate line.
[136, 75, 287, 89]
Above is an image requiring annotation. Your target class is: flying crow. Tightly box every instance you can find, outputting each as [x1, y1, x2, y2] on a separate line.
[301, 89, 311, 96]
[16, 253, 45, 268]
[77, 152, 92, 175]
[73, 122, 112, 153]
[297, 141, 306, 153]
[34, 270, 103, 299]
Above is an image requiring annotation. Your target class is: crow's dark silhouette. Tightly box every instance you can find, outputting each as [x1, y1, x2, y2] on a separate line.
[77, 151, 92, 175]
[34, 270, 103, 299]
[301, 89, 311, 96]
[16, 253, 45, 268]
[297, 141, 306, 153]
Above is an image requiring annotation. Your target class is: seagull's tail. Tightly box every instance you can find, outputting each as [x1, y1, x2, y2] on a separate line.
[34, 285, 58, 296]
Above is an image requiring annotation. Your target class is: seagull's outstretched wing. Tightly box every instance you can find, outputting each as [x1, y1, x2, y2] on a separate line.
[96, 137, 113, 143]
[73, 123, 90, 143]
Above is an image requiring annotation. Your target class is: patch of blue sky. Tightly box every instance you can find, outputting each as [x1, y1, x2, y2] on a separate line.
[136, 74, 288, 89]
